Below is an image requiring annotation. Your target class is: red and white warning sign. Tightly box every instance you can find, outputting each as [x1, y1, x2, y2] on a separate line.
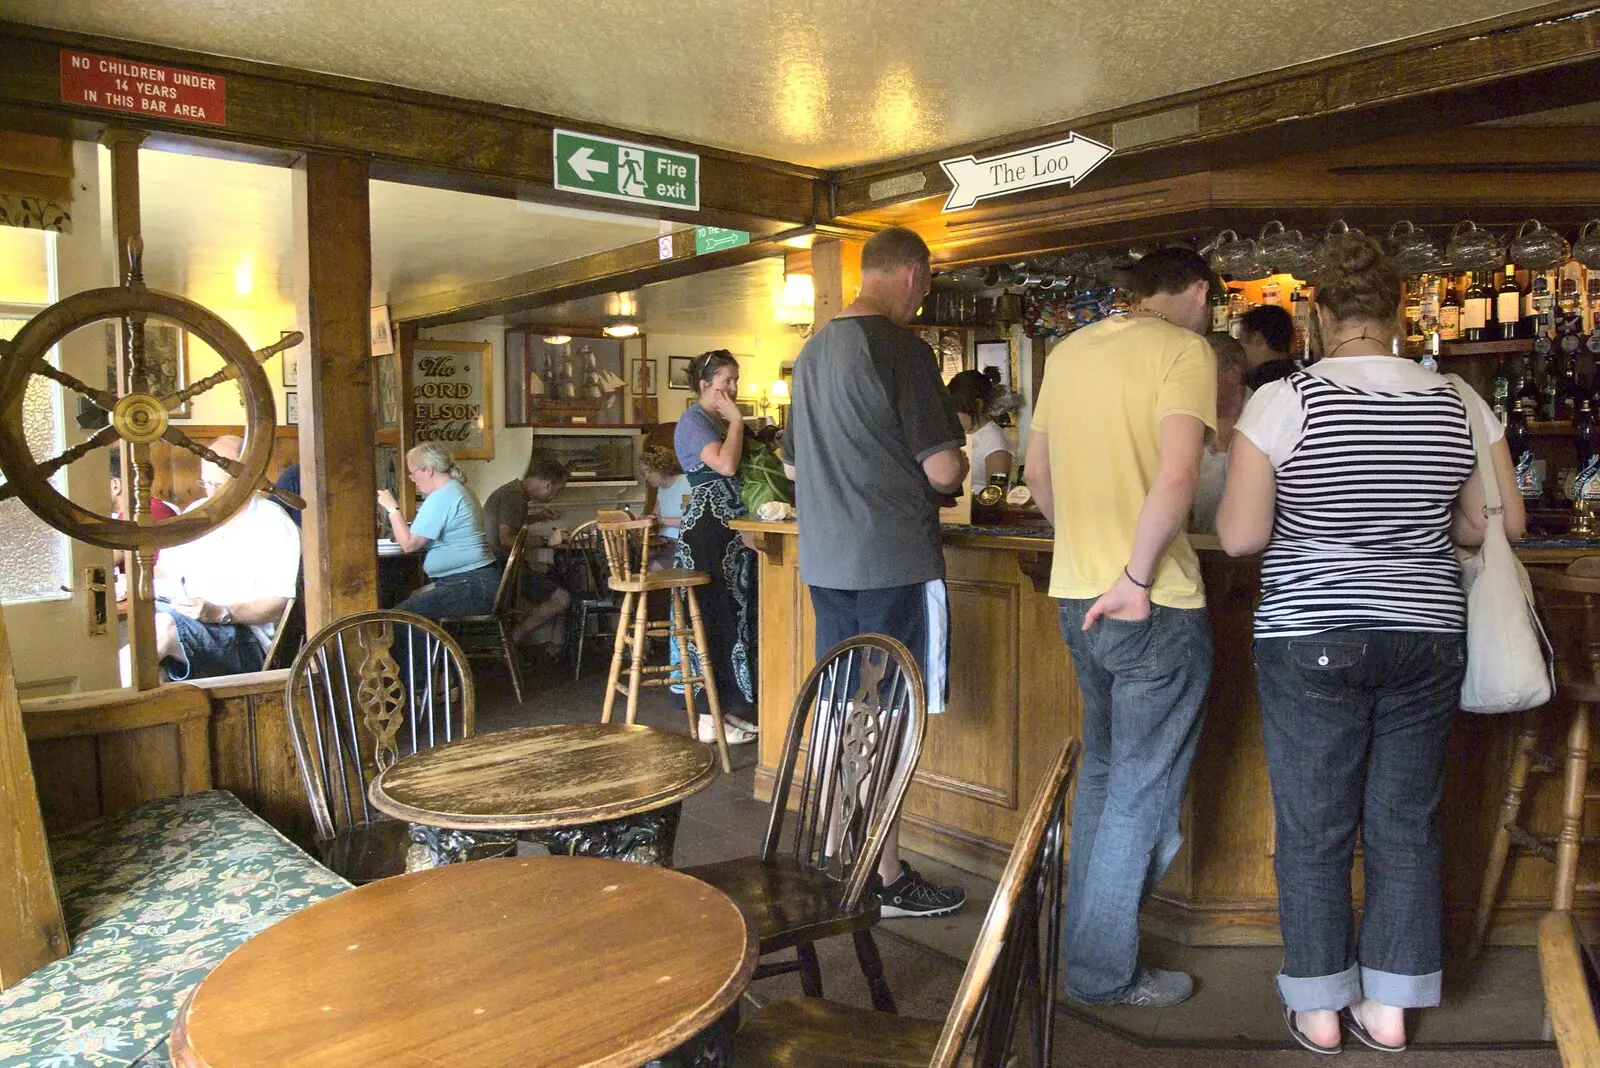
[60, 50, 226, 127]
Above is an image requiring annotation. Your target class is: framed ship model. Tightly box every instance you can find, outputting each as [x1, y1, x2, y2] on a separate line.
[504, 327, 641, 427]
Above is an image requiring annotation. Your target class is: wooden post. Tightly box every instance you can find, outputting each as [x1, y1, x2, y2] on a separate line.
[811, 238, 863, 332]
[0, 603, 68, 987]
[102, 129, 161, 691]
[293, 155, 378, 632]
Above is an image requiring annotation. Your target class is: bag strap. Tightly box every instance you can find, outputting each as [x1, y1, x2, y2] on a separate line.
[1446, 373, 1504, 518]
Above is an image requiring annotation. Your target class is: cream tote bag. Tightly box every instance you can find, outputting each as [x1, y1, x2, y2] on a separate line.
[1448, 375, 1553, 713]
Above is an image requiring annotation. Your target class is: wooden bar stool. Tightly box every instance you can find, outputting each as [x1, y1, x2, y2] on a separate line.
[1469, 556, 1600, 957]
[595, 511, 732, 773]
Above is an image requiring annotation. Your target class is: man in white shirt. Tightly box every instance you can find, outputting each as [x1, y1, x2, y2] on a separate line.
[152, 436, 301, 680]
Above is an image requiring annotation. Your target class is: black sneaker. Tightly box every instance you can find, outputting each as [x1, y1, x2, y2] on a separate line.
[879, 861, 966, 918]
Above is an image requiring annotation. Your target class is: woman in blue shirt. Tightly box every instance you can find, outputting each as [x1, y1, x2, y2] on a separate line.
[379, 443, 498, 619]
[673, 350, 758, 745]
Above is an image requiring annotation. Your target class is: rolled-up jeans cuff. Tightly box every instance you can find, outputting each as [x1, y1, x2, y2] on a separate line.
[1277, 963, 1360, 1012]
[1361, 965, 1441, 1008]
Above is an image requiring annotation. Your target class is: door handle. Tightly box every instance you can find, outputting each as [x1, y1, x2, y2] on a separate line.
[61, 566, 109, 635]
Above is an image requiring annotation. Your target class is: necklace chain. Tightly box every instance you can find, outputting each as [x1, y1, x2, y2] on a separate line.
[1326, 332, 1387, 357]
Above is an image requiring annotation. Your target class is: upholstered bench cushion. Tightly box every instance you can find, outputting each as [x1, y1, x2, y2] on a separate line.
[0, 791, 350, 1068]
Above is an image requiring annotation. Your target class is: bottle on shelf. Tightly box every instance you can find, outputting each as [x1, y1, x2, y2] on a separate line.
[1507, 406, 1543, 505]
[1515, 355, 1540, 416]
[1226, 289, 1247, 338]
[1438, 277, 1462, 341]
[1290, 284, 1311, 356]
[1210, 288, 1230, 334]
[1542, 353, 1563, 422]
[1403, 279, 1424, 346]
[1489, 354, 1512, 424]
[1573, 399, 1600, 536]
[1496, 263, 1523, 341]
[1462, 272, 1490, 342]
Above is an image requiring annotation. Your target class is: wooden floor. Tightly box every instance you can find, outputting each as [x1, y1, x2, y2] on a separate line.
[480, 652, 1561, 1064]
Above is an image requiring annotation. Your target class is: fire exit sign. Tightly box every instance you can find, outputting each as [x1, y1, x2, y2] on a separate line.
[553, 129, 700, 211]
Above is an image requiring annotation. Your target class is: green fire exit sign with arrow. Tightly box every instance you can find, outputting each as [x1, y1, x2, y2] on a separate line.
[553, 129, 700, 211]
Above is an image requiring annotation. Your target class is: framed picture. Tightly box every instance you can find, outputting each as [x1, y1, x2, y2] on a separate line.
[504, 327, 629, 428]
[975, 339, 1011, 389]
[370, 305, 395, 357]
[668, 356, 694, 390]
[413, 339, 494, 459]
[373, 353, 399, 431]
[630, 356, 655, 396]
[280, 330, 299, 387]
[106, 321, 190, 416]
[284, 391, 299, 425]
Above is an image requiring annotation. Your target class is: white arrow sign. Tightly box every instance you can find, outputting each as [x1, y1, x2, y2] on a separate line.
[938, 133, 1113, 212]
[568, 145, 609, 183]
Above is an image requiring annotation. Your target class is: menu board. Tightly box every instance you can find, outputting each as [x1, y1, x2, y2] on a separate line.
[411, 340, 494, 461]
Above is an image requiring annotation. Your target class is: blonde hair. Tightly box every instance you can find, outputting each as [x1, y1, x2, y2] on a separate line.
[406, 443, 464, 482]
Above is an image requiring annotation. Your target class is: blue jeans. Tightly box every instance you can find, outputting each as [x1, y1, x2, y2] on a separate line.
[1057, 600, 1213, 1001]
[1255, 630, 1465, 1012]
[395, 565, 499, 620]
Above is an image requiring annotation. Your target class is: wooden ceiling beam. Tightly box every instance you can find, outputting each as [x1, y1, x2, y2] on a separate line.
[0, 20, 822, 229]
[390, 227, 812, 327]
[834, 1, 1600, 222]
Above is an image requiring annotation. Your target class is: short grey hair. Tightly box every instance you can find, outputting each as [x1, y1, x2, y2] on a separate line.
[406, 442, 464, 482]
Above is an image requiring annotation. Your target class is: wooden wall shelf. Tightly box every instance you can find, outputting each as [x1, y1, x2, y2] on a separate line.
[1439, 339, 1534, 357]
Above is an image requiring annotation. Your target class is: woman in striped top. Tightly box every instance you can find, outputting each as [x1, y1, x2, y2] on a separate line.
[1216, 235, 1524, 1054]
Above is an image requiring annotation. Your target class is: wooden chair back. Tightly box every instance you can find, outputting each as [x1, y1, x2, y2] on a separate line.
[1540, 909, 1600, 1065]
[490, 524, 529, 620]
[596, 513, 656, 587]
[261, 593, 303, 670]
[930, 738, 1080, 1068]
[284, 610, 476, 843]
[762, 635, 927, 911]
[565, 521, 615, 604]
[1529, 556, 1600, 700]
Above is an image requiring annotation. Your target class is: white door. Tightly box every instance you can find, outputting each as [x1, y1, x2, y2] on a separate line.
[0, 142, 120, 697]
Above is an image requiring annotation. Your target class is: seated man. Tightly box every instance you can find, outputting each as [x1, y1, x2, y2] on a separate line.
[152, 435, 301, 680]
[482, 456, 570, 644]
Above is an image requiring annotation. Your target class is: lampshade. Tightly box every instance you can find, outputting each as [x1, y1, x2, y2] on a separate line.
[542, 334, 572, 345]
[602, 322, 640, 338]
[775, 273, 814, 327]
[770, 378, 789, 400]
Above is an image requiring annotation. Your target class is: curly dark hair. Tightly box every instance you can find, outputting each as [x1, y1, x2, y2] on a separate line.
[686, 349, 739, 389]
[945, 369, 995, 424]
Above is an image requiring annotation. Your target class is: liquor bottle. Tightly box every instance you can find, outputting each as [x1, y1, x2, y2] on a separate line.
[1542, 353, 1563, 422]
[1210, 289, 1230, 333]
[1516, 356, 1541, 416]
[1291, 285, 1312, 358]
[1226, 289, 1247, 338]
[1496, 264, 1523, 341]
[1438, 278, 1462, 341]
[1489, 354, 1512, 424]
[1574, 400, 1600, 535]
[1462, 272, 1490, 341]
[1403, 280, 1424, 346]
[1507, 406, 1543, 504]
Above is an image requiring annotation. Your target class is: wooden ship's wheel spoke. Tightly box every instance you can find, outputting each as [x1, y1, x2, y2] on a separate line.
[0, 425, 119, 503]
[29, 359, 119, 411]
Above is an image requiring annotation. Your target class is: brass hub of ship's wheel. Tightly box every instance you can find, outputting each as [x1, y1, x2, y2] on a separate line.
[111, 392, 170, 445]
[0, 243, 301, 552]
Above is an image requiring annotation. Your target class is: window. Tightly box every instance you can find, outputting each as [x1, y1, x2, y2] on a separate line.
[0, 229, 70, 603]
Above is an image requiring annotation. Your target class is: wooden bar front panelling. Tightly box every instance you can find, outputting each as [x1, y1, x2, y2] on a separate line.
[736, 520, 1600, 947]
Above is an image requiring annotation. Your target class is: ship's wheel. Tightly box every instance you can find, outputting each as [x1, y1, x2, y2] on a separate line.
[0, 239, 300, 553]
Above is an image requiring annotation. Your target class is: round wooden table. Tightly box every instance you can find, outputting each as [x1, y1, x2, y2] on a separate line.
[170, 856, 757, 1068]
[368, 723, 718, 866]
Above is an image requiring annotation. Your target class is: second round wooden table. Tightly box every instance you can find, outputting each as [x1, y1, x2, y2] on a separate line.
[368, 722, 717, 866]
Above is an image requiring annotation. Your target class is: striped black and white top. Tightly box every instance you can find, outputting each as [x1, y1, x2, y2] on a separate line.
[1244, 369, 1478, 638]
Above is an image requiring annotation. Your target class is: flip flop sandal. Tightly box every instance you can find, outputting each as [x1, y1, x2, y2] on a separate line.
[1285, 1006, 1343, 1055]
[1341, 1007, 1407, 1052]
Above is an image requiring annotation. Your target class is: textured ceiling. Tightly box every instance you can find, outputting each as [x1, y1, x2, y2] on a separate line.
[5, 0, 1547, 169]
[131, 148, 662, 305]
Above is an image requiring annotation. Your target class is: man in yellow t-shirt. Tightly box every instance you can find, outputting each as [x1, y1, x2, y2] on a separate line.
[1023, 247, 1218, 1009]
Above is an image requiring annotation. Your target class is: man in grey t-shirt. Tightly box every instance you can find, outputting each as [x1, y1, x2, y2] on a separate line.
[782, 226, 969, 918]
[482, 456, 570, 645]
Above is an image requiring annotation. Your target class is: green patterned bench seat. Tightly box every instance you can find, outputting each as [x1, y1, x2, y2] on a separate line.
[0, 791, 350, 1068]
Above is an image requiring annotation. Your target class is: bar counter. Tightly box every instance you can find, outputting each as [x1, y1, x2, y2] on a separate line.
[731, 518, 1599, 947]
